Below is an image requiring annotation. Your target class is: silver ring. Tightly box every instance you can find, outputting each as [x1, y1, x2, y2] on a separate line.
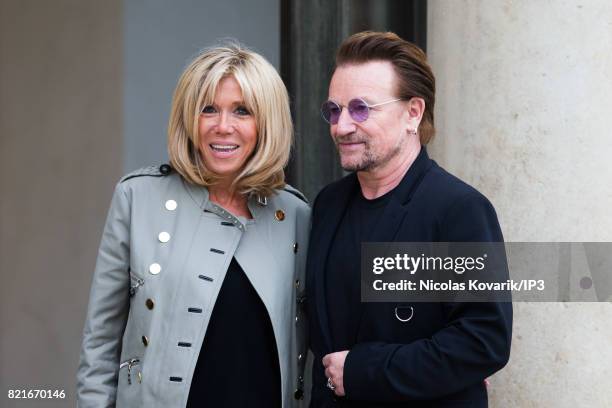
[395, 306, 414, 322]
[326, 377, 335, 391]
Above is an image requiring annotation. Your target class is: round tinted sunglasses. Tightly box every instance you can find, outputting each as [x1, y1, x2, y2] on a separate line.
[320, 97, 402, 124]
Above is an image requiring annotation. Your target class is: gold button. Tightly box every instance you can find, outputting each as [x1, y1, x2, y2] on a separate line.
[146, 298, 154, 310]
[142, 335, 149, 346]
[149, 263, 161, 275]
[293, 242, 298, 253]
[275, 210, 285, 221]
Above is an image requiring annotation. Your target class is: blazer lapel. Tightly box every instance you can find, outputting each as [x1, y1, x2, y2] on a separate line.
[308, 173, 358, 354]
[368, 147, 433, 243]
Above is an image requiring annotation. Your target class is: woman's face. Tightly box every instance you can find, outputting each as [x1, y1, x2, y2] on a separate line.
[198, 75, 257, 182]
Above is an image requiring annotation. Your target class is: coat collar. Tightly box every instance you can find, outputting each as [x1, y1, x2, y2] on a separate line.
[387, 145, 432, 205]
[182, 178, 270, 231]
[368, 146, 433, 242]
[314, 146, 432, 255]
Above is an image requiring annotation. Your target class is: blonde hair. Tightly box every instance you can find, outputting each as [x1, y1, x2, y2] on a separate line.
[168, 42, 292, 196]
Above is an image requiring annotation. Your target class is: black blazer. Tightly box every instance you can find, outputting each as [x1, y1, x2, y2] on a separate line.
[306, 148, 513, 407]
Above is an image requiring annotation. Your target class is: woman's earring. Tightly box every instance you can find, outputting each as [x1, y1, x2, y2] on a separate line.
[408, 128, 417, 136]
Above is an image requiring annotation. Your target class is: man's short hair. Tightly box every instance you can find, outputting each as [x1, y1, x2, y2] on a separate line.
[335, 31, 436, 144]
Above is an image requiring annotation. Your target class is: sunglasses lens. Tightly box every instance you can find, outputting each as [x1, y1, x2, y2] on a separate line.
[348, 99, 369, 122]
[321, 101, 341, 124]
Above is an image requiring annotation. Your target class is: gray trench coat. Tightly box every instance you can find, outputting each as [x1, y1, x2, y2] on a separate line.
[77, 165, 310, 407]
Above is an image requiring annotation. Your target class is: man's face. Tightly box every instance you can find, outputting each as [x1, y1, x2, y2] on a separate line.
[328, 61, 410, 172]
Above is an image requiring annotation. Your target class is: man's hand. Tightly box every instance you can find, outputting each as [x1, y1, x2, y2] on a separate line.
[322, 350, 349, 396]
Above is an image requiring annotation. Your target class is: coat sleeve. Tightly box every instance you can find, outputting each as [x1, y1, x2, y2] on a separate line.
[76, 183, 131, 408]
[343, 191, 513, 402]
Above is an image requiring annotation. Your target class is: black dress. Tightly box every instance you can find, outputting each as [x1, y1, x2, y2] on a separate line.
[186, 257, 281, 407]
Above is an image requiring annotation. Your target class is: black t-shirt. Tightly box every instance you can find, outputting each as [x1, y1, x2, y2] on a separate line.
[325, 187, 395, 350]
[187, 257, 281, 407]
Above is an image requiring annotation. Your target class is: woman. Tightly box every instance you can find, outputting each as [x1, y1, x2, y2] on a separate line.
[77, 43, 310, 407]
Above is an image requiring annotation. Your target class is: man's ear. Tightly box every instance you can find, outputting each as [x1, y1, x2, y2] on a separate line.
[405, 97, 426, 130]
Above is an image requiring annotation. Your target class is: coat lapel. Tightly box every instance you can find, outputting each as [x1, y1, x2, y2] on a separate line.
[368, 147, 433, 243]
[308, 173, 358, 354]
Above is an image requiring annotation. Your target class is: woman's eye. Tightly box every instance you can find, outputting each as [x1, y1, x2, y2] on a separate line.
[201, 105, 216, 114]
[234, 106, 250, 116]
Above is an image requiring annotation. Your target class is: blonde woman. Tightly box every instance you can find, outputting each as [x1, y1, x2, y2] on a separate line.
[77, 43, 309, 407]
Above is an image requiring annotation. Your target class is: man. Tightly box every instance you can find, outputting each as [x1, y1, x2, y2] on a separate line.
[306, 31, 512, 407]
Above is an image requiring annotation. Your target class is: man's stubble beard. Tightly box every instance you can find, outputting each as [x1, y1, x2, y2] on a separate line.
[335, 133, 405, 172]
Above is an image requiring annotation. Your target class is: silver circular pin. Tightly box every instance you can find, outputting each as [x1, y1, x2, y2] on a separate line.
[165, 200, 177, 211]
[158, 232, 170, 243]
[149, 263, 162, 275]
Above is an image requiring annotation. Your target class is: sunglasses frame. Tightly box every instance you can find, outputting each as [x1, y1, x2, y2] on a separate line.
[321, 97, 402, 124]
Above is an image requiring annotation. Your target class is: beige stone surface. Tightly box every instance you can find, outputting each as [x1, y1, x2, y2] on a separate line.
[0, 1, 122, 406]
[428, 1, 612, 406]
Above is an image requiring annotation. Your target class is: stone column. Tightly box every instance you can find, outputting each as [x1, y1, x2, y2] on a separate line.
[427, 1, 612, 406]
